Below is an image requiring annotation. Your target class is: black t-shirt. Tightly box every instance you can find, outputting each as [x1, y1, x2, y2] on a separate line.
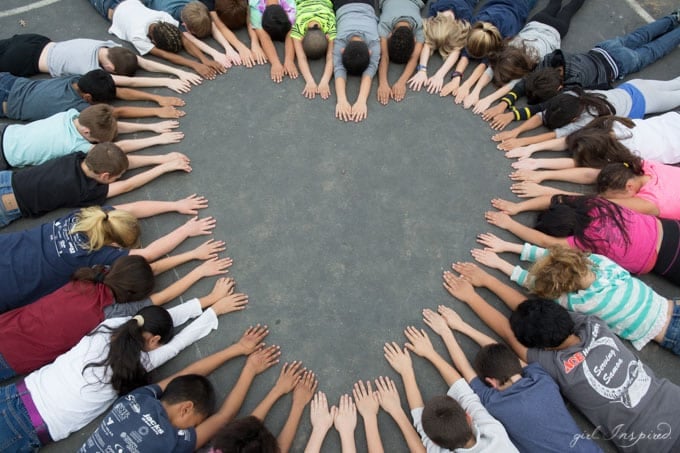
[12, 152, 109, 217]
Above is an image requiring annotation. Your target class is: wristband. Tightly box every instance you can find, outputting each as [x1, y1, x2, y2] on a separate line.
[416, 64, 427, 72]
[450, 71, 462, 80]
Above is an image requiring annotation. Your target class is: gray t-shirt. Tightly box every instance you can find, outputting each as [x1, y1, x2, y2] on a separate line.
[378, 0, 424, 42]
[528, 313, 680, 453]
[7, 76, 89, 121]
[333, 3, 381, 80]
[103, 298, 153, 319]
[553, 89, 631, 138]
[47, 39, 121, 77]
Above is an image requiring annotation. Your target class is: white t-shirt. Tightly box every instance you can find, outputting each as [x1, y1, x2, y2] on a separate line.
[25, 299, 218, 441]
[615, 112, 680, 164]
[109, 0, 179, 55]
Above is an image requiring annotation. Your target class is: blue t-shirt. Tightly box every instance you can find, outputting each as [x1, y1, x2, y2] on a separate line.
[470, 363, 603, 453]
[80, 384, 197, 453]
[0, 207, 129, 313]
[147, 0, 191, 21]
[427, 0, 476, 20]
[6, 75, 90, 121]
[462, 0, 532, 60]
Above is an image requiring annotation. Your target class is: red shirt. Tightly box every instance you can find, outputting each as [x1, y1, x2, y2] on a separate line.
[0, 281, 114, 374]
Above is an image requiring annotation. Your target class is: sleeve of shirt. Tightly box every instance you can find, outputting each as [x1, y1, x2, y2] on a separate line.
[554, 113, 594, 138]
[282, 0, 296, 24]
[333, 37, 347, 79]
[449, 379, 511, 444]
[167, 298, 203, 326]
[249, 0, 263, 29]
[519, 243, 548, 262]
[414, 22, 425, 43]
[363, 38, 381, 78]
[103, 299, 153, 319]
[469, 377, 495, 405]
[411, 407, 451, 453]
[510, 265, 531, 287]
[131, 36, 155, 55]
[378, 20, 391, 38]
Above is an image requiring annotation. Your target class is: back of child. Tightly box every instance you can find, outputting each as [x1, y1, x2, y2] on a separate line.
[146, 0, 213, 38]
[465, 0, 535, 59]
[378, 0, 425, 63]
[109, 0, 184, 55]
[291, 0, 336, 58]
[250, 0, 297, 40]
[333, 0, 380, 78]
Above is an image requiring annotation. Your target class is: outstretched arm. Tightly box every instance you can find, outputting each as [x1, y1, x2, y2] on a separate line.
[454, 62, 487, 105]
[403, 326, 462, 386]
[149, 257, 232, 306]
[135, 56, 203, 86]
[374, 377, 425, 453]
[107, 153, 191, 198]
[422, 309, 478, 383]
[304, 391, 335, 453]
[148, 238, 225, 276]
[252, 361, 305, 421]
[447, 262, 527, 311]
[113, 193, 208, 218]
[383, 342, 424, 410]
[392, 42, 423, 102]
[484, 210, 568, 248]
[353, 381, 384, 453]
[333, 394, 357, 453]
[279, 371, 317, 453]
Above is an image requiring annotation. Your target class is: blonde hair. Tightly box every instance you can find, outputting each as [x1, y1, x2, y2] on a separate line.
[423, 13, 470, 59]
[71, 206, 141, 251]
[466, 21, 502, 59]
[181, 1, 212, 38]
[528, 246, 593, 299]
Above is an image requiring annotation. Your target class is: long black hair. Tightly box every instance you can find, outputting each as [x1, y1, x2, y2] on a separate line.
[70, 255, 154, 303]
[535, 194, 631, 253]
[84, 305, 173, 395]
[543, 87, 615, 130]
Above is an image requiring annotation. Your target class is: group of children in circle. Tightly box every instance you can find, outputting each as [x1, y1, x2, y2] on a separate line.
[2, 0, 680, 451]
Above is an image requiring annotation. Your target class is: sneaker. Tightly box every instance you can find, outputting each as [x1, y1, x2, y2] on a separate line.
[672, 9, 680, 24]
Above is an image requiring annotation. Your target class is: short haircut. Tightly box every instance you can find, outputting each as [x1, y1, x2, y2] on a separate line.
[465, 21, 502, 59]
[510, 299, 575, 349]
[387, 26, 415, 64]
[181, 2, 212, 38]
[422, 395, 473, 450]
[211, 416, 280, 453]
[302, 28, 328, 60]
[107, 47, 138, 76]
[525, 67, 562, 104]
[529, 246, 592, 299]
[473, 343, 523, 386]
[150, 21, 183, 53]
[77, 70, 117, 103]
[262, 5, 291, 41]
[342, 40, 370, 76]
[84, 142, 129, 177]
[215, 0, 248, 30]
[161, 374, 216, 418]
[79, 104, 117, 142]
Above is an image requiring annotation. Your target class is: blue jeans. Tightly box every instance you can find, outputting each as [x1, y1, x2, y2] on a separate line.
[661, 301, 680, 356]
[0, 354, 16, 382]
[88, 0, 121, 19]
[0, 384, 40, 452]
[0, 73, 17, 119]
[0, 171, 20, 228]
[596, 14, 680, 79]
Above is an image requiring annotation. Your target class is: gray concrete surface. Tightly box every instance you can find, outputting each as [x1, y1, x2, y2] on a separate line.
[1, 0, 680, 451]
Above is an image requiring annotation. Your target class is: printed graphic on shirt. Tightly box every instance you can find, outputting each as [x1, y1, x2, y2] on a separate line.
[51, 214, 86, 257]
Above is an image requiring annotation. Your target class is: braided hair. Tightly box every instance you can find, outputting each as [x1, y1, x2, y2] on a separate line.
[149, 21, 183, 53]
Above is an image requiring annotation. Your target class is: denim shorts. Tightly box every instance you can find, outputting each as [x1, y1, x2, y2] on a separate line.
[661, 300, 680, 356]
[0, 353, 16, 381]
[0, 384, 41, 452]
[0, 73, 17, 119]
[0, 170, 20, 228]
[88, 0, 122, 19]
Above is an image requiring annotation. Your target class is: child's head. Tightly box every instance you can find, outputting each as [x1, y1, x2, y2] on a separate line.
[524, 67, 562, 104]
[596, 161, 645, 196]
[182, 1, 212, 38]
[510, 298, 575, 348]
[422, 395, 474, 450]
[85, 305, 174, 395]
[215, 0, 248, 30]
[388, 25, 415, 64]
[71, 206, 141, 251]
[342, 38, 370, 76]
[262, 5, 291, 42]
[465, 21, 502, 59]
[105, 47, 139, 76]
[78, 104, 118, 143]
[211, 415, 280, 453]
[473, 343, 522, 388]
[162, 375, 216, 428]
[543, 89, 614, 130]
[72, 255, 154, 303]
[83, 142, 129, 183]
[149, 21, 184, 53]
[302, 25, 328, 60]
[77, 70, 117, 103]
[423, 13, 470, 59]
[489, 44, 539, 87]
[528, 246, 592, 299]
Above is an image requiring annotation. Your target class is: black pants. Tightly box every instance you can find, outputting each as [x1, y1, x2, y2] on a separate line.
[530, 0, 586, 38]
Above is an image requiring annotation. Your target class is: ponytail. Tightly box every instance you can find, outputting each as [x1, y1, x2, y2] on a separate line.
[596, 161, 645, 194]
[70, 206, 141, 251]
[71, 255, 154, 303]
[466, 21, 502, 59]
[84, 305, 173, 395]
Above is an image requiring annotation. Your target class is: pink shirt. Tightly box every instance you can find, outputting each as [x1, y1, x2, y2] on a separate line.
[638, 160, 680, 220]
[566, 204, 658, 274]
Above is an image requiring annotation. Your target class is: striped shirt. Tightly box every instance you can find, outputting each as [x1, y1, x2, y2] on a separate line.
[510, 243, 668, 350]
[290, 0, 336, 40]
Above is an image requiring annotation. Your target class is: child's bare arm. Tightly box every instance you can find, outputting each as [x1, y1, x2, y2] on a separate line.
[392, 42, 423, 102]
[435, 49, 463, 95]
[383, 342, 424, 410]
[283, 32, 298, 79]
[374, 377, 426, 453]
[111, 74, 192, 94]
[448, 263, 527, 311]
[407, 43, 431, 91]
[485, 210, 569, 248]
[149, 45, 216, 79]
[333, 394, 357, 453]
[437, 306, 497, 347]
[129, 216, 216, 262]
[107, 155, 190, 198]
[211, 12, 254, 66]
[318, 40, 334, 99]
[252, 361, 305, 420]
[112, 105, 184, 119]
[335, 77, 352, 121]
[294, 39, 318, 98]
[304, 391, 335, 453]
[440, 54, 469, 96]
[463, 69, 491, 109]
[454, 62, 486, 105]
[404, 326, 462, 386]
[248, 20, 267, 64]
[475, 82, 513, 115]
[255, 28, 285, 82]
[149, 257, 232, 305]
[353, 381, 384, 453]
[209, 21, 240, 65]
[182, 31, 229, 71]
[352, 75, 372, 122]
[135, 56, 203, 86]
[279, 371, 318, 453]
[115, 130, 183, 153]
[377, 38, 391, 105]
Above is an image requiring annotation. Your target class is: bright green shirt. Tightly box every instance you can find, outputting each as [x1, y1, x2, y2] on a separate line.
[290, 0, 336, 40]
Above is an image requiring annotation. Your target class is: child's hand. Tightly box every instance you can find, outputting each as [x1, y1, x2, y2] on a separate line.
[245, 344, 281, 375]
[510, 169, 544, 183]
[271, 62, 285, 83]
[274, 361, 305, 395]
[491, 198, 520, 216]
[377, 83, 391, 105]
[426, 73, 445, 94]
[237, 324, 269, 354]
[175, 193, 208, 215]
[454, 83, 470, 104]
[197, 257, 233, 277]
[165, 78, 192, 94]
[192, 238, 226, 260]
[451, 262, 490, 287]
[211, 291, 248, 315]
[310, 391, 336, 433]
[206, 58, 227, 74]
[226, 47, 241, 66]
[484, 210, 513, 229]
[511, 181, 552, 198]
[408, 71, 427, 91]
[317, 81, 331, 100]
[157, 105, 186, 118]
[482, 102, 507, 122]
[284, 60, 298, 79]
[383, 341, 413, 375]
[239, 47, 255, 68]
[463, 91, 479, 109]
[155, 131, 185, 145]
[491, 129, 518, 142]
[176, 69, 203, 86]
[490, 112, 514, 131]
[161, 151, 189, 163]
[183, 216, 216, 236]
[440, 78, 459, 97]
[336, 100, 352, 122]
[477, 231, 512, 251]
[512, 157, 540, 171]
[353, 380, 379, 418]
[471, 248, 505, 270]
[422, 308, 450, 336]
[391, 81, 407, 102]
[193, 62, 218, 80]
[149, 120, 180, 134]
[333, 394, 357, 435]
[293, 370, 318, 407]
[505, 146, 534, 160]
[404, 326, 435, 358]
[212, 53, 231, 69]
[374, 376, 401, 415]
[157, 96, 185, 107]
[162, 156, 192, 173]
[351, 101, 368, 122]
[472, 96, 492, 115]
[302, 82, 318, 99]
[251, 44, 267, 65]
[498, 138, 525, 151]
[437, 305, 466, 331]
[207, 276, 234, 299]
[443, 270, 476, 302]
